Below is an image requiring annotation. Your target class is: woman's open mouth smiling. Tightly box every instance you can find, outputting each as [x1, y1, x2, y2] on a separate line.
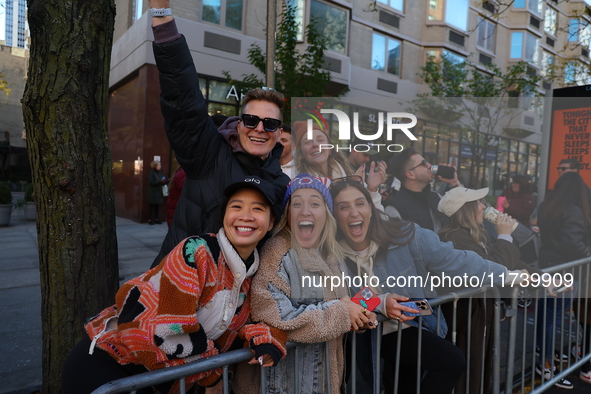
[348, 221, 364, 237]
[298, 220, 315, 238]
[236, 226, 256, 234]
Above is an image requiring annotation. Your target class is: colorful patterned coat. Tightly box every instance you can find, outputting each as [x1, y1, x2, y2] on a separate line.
[85, 229, 286, 392]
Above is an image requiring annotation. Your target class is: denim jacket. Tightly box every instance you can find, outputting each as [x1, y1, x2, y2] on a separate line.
[248, 234, 351, 394]
[343, 223, 510, 338]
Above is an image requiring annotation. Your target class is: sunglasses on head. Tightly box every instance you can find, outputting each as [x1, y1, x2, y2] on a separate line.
[330, 175, 364, 189]
[240, 114, 282, 132]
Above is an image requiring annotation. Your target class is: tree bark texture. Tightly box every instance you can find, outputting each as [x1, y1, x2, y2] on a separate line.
[22, 1, 118, 392]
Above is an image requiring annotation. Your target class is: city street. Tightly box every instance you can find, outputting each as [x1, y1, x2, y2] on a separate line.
[0, 195, 168, 394]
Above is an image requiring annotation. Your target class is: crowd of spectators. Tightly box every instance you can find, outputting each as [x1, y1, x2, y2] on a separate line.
[60, 3, 591, 393]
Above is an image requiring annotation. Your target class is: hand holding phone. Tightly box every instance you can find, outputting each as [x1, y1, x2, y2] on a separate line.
[399, 302, 420, 317]
[399, 299, 433, 316]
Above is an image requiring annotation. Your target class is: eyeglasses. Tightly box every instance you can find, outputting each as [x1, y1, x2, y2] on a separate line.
[240, 114, 282, 132]
[557, 167, 572, 171]
[407, 159, 428, 172]
[330, 175, 363, 189]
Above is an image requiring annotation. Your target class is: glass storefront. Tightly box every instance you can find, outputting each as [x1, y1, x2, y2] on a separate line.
[198, 75, 243, 117]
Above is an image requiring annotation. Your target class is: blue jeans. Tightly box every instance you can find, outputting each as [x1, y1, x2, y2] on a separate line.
[536, 296, 572, 363]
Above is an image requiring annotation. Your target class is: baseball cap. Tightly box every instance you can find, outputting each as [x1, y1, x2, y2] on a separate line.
[438, 187, 489, 217]
[224, 176, 279, 217]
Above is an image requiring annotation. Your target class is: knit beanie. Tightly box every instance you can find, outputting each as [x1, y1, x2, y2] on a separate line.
[293, 120, 331, 147]
[282, 173, 333, 213]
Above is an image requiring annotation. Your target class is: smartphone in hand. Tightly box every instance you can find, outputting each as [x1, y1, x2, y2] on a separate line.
[352, 287, 380, 311]
[400, 299, 433, 316]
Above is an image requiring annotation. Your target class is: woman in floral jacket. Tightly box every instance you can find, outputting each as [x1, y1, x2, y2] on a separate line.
[62, 176, 286, 394]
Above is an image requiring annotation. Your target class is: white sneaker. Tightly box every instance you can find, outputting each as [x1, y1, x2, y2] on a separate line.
[581, 368, 591, 384]
[535, 347, 569, 362]
[536, 364, 555, 381]
[555, 378, 574, 389]
[535, 364, 574, 389]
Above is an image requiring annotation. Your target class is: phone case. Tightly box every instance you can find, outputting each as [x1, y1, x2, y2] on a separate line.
[411, 299, 433, 315]
[400, 299, 433, 316]
[352, 287, 380, 311]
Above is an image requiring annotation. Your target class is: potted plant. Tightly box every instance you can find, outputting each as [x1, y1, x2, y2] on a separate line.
[0, 181, 14, 226]
[23, 183, 36, 221]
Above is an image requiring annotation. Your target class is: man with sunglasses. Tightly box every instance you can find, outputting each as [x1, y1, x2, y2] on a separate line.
[147, 1, 290, 267]
[557, 158, 580, 175]
[388, 148, 460, 232]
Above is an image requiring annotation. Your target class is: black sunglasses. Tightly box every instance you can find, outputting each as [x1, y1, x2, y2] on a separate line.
[408, 159, 428, 172]
[240, 114, 282, 132]
[330, 175, 364, 189]
[557, 167, 572, 171]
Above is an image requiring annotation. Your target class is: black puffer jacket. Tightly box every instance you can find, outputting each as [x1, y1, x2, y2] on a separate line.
[538, 203, 591, 269]
[150, 35, 289, 267]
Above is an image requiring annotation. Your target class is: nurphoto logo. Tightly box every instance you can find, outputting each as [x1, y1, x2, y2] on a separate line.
[307, 109, 418, 153]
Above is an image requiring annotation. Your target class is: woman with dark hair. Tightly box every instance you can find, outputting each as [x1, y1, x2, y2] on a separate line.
[329, 177, 525, 394]
[536, 171, 591, 388]
[438, 187, 542, 394]
[500, 174, 536, 226]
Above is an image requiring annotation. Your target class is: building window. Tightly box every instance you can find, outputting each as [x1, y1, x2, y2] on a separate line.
[288, 0, 305, 41]
[541, 51, 554, 77]
[510, 31, 539, 63]
[372, 33, 401, 75]
[310, 0, 348, 53]
[377, 0, 403, 12]
[514, 0, 541, 15]
[426, 48, 465, 65]
[569, 19, 579, 42]
[528, 0, 542, 16]
[565, 62, 591, 85]
[132, 0, 143, 23]
[544, 7, 557, 36]
[583, 23, 591, 49]
[477, 17, 496, 53]
[565, 62, 575, 84]
[427, 0, 469, 31]
[202, 0, 243, 30]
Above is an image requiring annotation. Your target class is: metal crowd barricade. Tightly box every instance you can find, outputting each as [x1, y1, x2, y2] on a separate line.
[522, 256, 591, 393]
[92, 256, 591, 394]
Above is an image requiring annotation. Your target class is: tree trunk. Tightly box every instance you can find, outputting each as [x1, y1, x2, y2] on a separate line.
[22, 1, 118, 392]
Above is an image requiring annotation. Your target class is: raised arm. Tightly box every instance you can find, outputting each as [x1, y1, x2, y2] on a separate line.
[148, 0, 173, 26]
[149, 0, 225, 178]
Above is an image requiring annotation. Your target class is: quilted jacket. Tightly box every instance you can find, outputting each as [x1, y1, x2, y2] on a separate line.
[150, 31, 289, 267]
[85, 229, 287, 392]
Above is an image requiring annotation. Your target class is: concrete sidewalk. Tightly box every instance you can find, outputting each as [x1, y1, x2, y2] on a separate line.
[0, 202, 168, 394]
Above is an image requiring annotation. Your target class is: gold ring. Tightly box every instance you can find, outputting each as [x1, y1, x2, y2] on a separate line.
[395, 316, 401, 321]
[362, 308, 368, 314]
